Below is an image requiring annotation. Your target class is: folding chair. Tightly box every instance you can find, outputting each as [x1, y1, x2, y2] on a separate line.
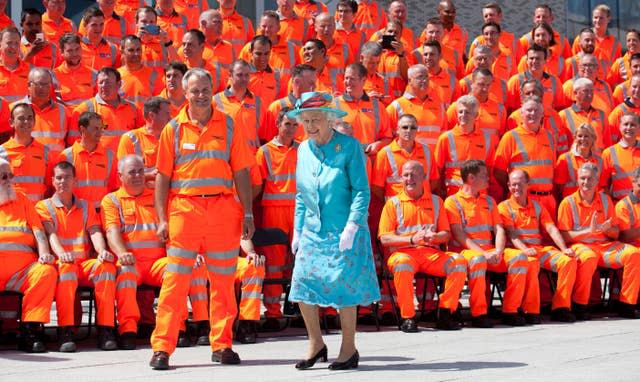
[0, 291, 23, 335]
[598, 267, 622, 309]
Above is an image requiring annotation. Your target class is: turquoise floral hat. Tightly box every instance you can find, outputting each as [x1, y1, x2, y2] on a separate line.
[286, 91, 348, 119]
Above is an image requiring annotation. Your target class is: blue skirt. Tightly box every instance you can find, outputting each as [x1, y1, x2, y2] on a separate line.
[289, 227, 381, 308]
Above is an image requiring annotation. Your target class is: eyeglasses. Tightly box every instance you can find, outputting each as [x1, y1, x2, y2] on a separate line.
[0, 172, 14, 180]
[399, 125, 418, 130]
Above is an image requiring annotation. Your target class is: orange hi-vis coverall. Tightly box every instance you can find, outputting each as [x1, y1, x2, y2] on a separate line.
[117, 127, 159, 169]
[602, 140, 640, 201]
[247, 65, 290, 107]
[255, 138, 298, 318]
[173, 0, 210, 29]
[0, 60, 32, 103]
[0, 193, 57, 323]
[260, 94, 298, 143]
[562, 78, 614, 115]
[11, 97, 70, 152]
[35, 195, 116, 327]
[372, 139, 438, 200]
[78, 12, 131, 46]
[117, 66, 164, 111]
[60, 142, 118, 210]
[235, 255, 265, 321]
[558, 191, 640, 306]
[606, 52, 635, 89]
[238, 38, 300, 75]
[507, 107, 568, 155]
[506, 71, 566, 111]
[20, 39, 61, 70]
[52, 62, 97, 106]
[379, 191, 467, 319]
[434, 125, 497, 196]
[101, 187, 208, 334]
[80, 37, 120, 71]
[41, 13, 75, 46]
[445, 98, 507, 136]
[220, 9, 255, 55]
[559, 104, 611, 154]
[386, 91, 446, 151]
[616, 193, 640, 247]
[352, 0, 387, 39]
[498, 197, 576, 311]
[151, 103, 254, 355]
[554, 150, 604, 198]
[608, 100, 640, 144]
[278, 12, 311, 48]
[459, 74, 507, 105]
[494, 125, 558, 217]
[0, 138, 54, 202]
[333, 93, 393, 149]
[71, 95, 143, 152]
[213, 89, 265, 153]
[444, 191, 531, 317]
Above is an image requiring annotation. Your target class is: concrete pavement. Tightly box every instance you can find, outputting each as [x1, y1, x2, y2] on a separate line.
[1, 315, 639, 382]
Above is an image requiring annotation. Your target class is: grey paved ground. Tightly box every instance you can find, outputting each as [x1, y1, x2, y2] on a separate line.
[1, 315, 639, 382]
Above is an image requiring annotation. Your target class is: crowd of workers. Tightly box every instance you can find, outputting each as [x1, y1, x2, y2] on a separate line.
[0, 0, 639, 366]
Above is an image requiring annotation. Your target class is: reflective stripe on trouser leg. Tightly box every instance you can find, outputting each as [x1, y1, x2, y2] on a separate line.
[55, 261, 79, 326]
[494, 249, 528, 314]
[571, 244, 599, 305]
[189, 264, 209, 322]
[438, 252, 467, 311]
[17, 263, 57, 323]
[236, 258, 265, 321]
[598, 242, 640, 305]
[461, 250, 488, 317]
[520, 254, 541, 314]
[82, 259, 116, 327]
[538, 246, 577, 310]
[261, 244, 285, 318]
[388, 252, 417, 319]
[116, 262, 140, 334]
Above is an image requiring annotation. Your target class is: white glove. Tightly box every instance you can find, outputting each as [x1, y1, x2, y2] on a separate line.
[291, 230, 301, 254]
[339, 222, 359, 252]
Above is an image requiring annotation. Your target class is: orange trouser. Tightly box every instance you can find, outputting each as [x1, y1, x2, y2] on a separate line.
[461, 248, 533, 316]
[116, 257, 209, 334]
[535, 245, 577, 310]
[56, 259, 116, 327]
[0, 255, 57, 323]
[388, 248, 467, 319]
[259, 205, 293, 318]
[571, 241, 640, 305]
[151, 194, 241, 354]
[235, 257, 265, 321]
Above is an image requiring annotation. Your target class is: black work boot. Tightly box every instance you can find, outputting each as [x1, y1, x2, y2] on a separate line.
[573, 303, 592, 321]
[97, 326, 118, 350]
[57, 326, 76, 352]
[196, 320, 210, 346]
[435, 309, 462, 330]
[19, 322, 46, 353]
[235, 320, 257, 344]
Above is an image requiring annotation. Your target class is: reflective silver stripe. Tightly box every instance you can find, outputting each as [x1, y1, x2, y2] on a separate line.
[190, 277, 208, 286]
[170, 178, 233, 189]
[166, 263, 193, 274]
[102, 129, 129, 137]
[116, 280, 138, 290]
[621, 197, 636, 226]
[107, 193, 125, 228]
[447, 265, 467, 274]
[509, 267, 528, 274]
[124, 131, 143, 158]
[567, 195, 581, 231]
[167, 247, 197, 259]
[384, 146, 401, 184]
[189, 292, 208, 301]
[205, 249, 238, 260]
[43, 199, 58, 232]
[6, 262, 37, 291]
[13, 175, 44, 183]
[241, 291, 262, 299]
[118, 265, 136, 274]
[262, 192, 295, 201]
[263, 296, 280, 303]
[243, 276, 263, 286]
[126, 240, 162, 249]
[122, 223, 158, 233]
[58, 237, 86, 246]
[393, 263, 414, 273]
[206, 264, 236, 275]
[77, 179, 107, 187]
[0, 243, 34, 252]
[213, 93, 225, 112]
[469, 270, 486, 279]
[59, 272, 78, 282]
[0, 226, 33, 234]
[93, 272, 116, 283]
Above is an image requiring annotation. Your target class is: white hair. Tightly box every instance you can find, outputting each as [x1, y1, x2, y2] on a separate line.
[181, 67, 212, 90]
[118, 154, 144, 174]
[573, 77, 593, 92]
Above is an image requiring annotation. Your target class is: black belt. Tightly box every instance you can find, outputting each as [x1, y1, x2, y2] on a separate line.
[529, 190, 552, 196]
[193, 193, 223, 198]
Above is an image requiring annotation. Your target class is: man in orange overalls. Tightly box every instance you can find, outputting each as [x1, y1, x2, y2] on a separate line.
[150, 67, 255, 369]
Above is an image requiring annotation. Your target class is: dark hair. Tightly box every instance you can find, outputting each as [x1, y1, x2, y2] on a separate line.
[277, 106, 293, 126]
[135, 6, 157, 23]
[97, 67, 121, 83]
[184, 29, 206, 45]
[631, 53, 640, 62]
[346, 63, 367, 78]
[461, 160, 486, 183]
[82, 7, 104, 27]
[10, 103, 34, 120]
[527, 43, 548, 60]
[164, 61, 188, 75]
[292, 64, 316, 78]
[425, 17, 443, 27]
[337, 0, 358, 13]
[483, 2, 502, 14]
[250, 35, 272, 51]
[304, 38, 327, 55]
[472, 67, 493, 80]
[59, 32, 81, 52]
[535, 4, 553, 16]
[121, 34, 141, 48]
[230, 59, 250, 74]
[423, 39, 441, 54]
[21, 8, 42, 25]
[54, 161, 76, 177]
[627, 29, 640, 41]
[143, 97, 170, 118]
[78, 111, 102, 130]
[482, 21, 501, 34]
[531, 22, 556, 47]
[261, 10, 280, 23]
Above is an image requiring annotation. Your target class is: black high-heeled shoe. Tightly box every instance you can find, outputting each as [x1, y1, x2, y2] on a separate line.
[328, 350, 359, 370]
[295, 345, 328, 369]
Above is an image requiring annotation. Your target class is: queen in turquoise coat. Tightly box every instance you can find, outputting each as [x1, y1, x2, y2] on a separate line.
[287, 92, 380, 371]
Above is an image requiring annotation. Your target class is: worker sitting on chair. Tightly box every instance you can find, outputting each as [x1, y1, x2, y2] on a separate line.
[378, 160, 466, 332]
